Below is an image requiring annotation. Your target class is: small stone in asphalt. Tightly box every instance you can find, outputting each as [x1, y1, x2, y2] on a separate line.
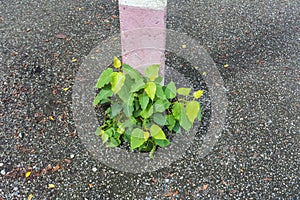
[92, 167, 97, 172]
[1, 169, 6, 175]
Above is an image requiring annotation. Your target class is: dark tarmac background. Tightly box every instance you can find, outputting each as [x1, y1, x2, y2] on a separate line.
[0, 0, 299, 199]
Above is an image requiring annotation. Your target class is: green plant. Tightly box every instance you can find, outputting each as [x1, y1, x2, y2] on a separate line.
[94, 57, 204, 157]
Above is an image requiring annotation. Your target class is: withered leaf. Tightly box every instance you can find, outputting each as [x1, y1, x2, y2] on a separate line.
[55, 34, 67, 39]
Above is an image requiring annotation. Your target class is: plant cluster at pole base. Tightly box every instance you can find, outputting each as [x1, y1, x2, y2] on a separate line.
[94, 57, 204, 158]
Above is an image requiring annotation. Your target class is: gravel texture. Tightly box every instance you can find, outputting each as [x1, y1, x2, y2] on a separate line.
[1, 0, 299, 199]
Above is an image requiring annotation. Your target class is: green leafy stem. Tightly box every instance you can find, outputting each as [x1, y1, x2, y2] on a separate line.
[94, 56, 204, 158]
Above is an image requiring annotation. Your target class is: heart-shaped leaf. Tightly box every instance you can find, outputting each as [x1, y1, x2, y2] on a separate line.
[123, 64, 144, 80]
[165, 81, 176, 99]
[111, 72, 125, 94]
[93, 85, 113, 106]
[154, 139, 170, 147]
[145, 64, 159, 81]
[153, 113, 167, 126]
[140, 105, 153, 119]
[179, 106, 193, 131]
[130, 128, 148, 149]
[145, 82, 156, 101]
[113, 56, 121, 69]
[150, 124, 166, 140]
[177, 87, 191, 96]
[139, 92, 149, 110]
[186, 100, 200, 123]
[95, 68, 113, 88]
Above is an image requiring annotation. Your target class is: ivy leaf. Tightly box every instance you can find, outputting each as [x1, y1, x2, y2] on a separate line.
[186, 100, 200, 123]
[111, 72, 125, 94]
[177, 87, 191, 96]
[193, 89, 204, 99]
[139, 92, 149, 110]
[145, 82, 156, 101]
[165, 81, 176, 99]
[95, 68, 113, 88]
[130, 128, 148, 150]
[123, 64, 144, 80]
[113, 56, 121, 69]
[153, 113, 167, 126]
[150, 124, 167, 140]
[154, 139, 170, 147]
[93, 85, 113, 106]
[145, 64, 159, 81]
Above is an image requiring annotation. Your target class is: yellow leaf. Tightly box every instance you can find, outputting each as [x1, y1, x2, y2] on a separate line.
[63, 87, 70, 91]
[48, 184, 55, 189]
[78, 7, 82, 11]
[28, 194, 33, 200]
[144, 132, 150, 141]
[71, 58, 77, 63]
[193, 66, 199, 69]
[182, 44, 187, 49]
[49, 116, 55, 121]
[202, 71, 207, 76]
[113, 56, 121, 69]
[193, 90, 204, 99]
[25, 171, 31, 178]
[224, 64, 229, 68]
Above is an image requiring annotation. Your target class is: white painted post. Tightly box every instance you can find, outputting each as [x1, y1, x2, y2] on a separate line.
[119, 0, 167, 79]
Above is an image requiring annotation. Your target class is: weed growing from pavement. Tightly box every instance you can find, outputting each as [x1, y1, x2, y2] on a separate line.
[93, 57, 204, 157]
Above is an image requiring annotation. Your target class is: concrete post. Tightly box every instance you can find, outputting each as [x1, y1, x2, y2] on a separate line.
[119, 0, 167, 79]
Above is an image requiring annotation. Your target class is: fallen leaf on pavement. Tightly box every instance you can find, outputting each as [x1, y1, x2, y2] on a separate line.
[52, 165, 60, 172]
[25, 171, 31, 178]
[199, 183, 209, 191]
[28, 194, 33, 200]
[63, 87, 70, 91]
[48, 184, 55, 189]
[55, 34, 67, 39]
[263, 177, 272, 181]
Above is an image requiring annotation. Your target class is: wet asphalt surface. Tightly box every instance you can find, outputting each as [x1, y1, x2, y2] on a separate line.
[0, 0, 299, 199]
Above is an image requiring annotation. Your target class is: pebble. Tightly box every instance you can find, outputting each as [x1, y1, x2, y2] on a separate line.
[1, 169, 6, 175]
[70, 154, 75, 159]
[0, 163, 3, 167]
[92, 167, 97, 172]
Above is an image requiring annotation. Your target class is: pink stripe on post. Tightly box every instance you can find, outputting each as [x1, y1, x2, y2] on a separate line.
[119, 0, 167, 79]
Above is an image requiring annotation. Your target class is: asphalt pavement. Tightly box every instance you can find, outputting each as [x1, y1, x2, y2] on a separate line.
[0, 0, 299, 199]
